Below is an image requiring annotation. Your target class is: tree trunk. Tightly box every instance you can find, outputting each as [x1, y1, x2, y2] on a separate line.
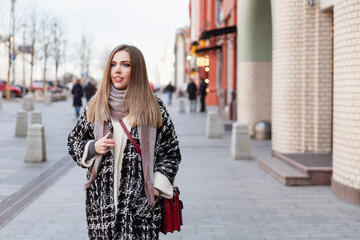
[55, 64, 58, 89]
[6, 65, 11, 100]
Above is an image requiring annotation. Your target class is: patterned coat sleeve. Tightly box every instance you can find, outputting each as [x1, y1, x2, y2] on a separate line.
[154, 99, 181, 185]
[67, 107, 95, 168]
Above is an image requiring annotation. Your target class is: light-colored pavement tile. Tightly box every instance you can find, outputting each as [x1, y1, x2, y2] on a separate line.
[1, 95, 360, 239]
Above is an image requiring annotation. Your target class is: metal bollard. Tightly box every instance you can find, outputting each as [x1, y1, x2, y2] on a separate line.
[24, 124, 46, 162]
[30, 111, 42, 124]
[254, 120, 271, 140]
[15, 110, 28, 137]
[231, 122, 252, 160]
[206, 111, 222, 138]
[0, 91, 2, 109]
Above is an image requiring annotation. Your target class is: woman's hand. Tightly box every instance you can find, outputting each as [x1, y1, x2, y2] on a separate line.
[154, 188, 160, 197]
[94, 132, 115, 155]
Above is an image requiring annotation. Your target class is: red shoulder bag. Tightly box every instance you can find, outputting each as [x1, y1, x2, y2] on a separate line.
[160, 186, 183, 234]
[119, 120, 184, 234]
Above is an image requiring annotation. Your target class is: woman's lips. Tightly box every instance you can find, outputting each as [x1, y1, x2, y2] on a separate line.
[113, 76, 123, 82]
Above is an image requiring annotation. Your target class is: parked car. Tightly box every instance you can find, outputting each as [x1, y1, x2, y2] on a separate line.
[11, 82, 26, 95]
[0, 80, 22, 98]
[27, 80, 63, 93]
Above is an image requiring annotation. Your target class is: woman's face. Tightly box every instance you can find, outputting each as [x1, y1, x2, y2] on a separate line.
[110, 50, 131, 90]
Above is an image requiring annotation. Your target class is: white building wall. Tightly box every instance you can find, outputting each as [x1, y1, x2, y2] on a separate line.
[155, 44, 175, 87]
[0, 42, 8, 81]
[175, 34, 185, 90]
[191, 0, 200, 41]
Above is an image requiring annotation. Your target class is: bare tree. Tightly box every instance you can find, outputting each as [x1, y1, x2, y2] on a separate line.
[27, 10, 38, 93]
[6, 0, 16, 99]
[39, 16, 52, 93]
[100, 46, 111, 69]
[79, 33, 92, 79]
[51, 19, 63, 89]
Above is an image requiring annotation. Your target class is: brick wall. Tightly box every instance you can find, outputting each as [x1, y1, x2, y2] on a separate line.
[272, 0, 333, 153]
[272, 0, 304, 153]
[315, 8, 333, 153]
[302, 2, 317, 152]
[332, 0, 360, 189]
[237, 62, 272, 135]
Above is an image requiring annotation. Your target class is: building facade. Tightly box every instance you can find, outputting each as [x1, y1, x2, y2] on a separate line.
[237, 0, 272, 135]
[174, 28, 191, 93]
[237, 0, 360, 205]
[178, 0, 360, 205]
[185, 0, 237, 119]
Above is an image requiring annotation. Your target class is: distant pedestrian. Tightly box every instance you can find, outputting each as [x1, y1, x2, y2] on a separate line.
[71, 78, 83, 117]
[67, 44, 181, 239]
[199, 78, 208, 112]
[83, 80, 96, 102]
[164, 82, 175, 105]
[187, 78, 197, 112]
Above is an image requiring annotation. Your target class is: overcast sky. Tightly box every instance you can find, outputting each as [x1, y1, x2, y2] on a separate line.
[0, 0, 190, 81]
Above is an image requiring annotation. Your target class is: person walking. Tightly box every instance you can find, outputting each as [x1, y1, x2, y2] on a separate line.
[71, 78, 83, 117]
[83, 80, 96, 102]
[164, 82, 175, 105]
[187, 78, 197, 112]
[67, 44, 181, 239]
[199, 78, 208, 112]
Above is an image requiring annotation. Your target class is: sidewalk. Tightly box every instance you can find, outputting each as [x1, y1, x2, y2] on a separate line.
[0, 97, 78, 203]
[1, 95, 360, 239]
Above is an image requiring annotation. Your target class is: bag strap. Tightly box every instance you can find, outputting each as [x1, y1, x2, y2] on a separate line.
[119, 119, 142, 157]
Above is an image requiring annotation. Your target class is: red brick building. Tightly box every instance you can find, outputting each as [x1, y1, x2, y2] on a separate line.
[188, 0, 237, 120]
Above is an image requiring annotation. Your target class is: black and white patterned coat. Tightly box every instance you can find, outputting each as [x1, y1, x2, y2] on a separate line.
[67, 99, 181, 239]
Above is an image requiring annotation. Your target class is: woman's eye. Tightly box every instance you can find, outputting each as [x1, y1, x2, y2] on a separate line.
[123, 63, 130, 67]
[111, 63, 116, 67]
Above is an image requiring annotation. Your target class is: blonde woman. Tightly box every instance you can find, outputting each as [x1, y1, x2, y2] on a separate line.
[67, 45, 181, 239]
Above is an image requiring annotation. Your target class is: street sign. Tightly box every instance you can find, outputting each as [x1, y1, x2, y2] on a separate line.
[18, 46, 32, 54]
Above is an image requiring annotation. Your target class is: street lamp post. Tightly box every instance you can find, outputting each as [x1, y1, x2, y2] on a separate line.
[22, 24, 26, 97]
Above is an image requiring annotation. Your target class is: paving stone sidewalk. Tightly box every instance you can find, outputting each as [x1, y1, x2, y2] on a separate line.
[1, 95, 360, 239]
[0, 97, 78, 203]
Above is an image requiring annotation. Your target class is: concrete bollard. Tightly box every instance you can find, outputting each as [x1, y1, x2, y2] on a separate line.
[44, 92, 52, 105]
[179, 98, 185, 113]
[0, 91, 2, 109]
[231, 122, 252, 160]
[61, 91, 68, 100]
[24, 124, 46, 162]
[15, 110, 28, 137]
[206, 111, 222, 138]
[30, 111, 42, 124]
[33, 90, 44, 102]
[22, 92, 35, 111]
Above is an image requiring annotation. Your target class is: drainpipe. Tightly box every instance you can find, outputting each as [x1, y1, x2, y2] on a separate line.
[215, 0, 222, 28]
[216, 48, 222, 101]
[215, 0, 222, 100]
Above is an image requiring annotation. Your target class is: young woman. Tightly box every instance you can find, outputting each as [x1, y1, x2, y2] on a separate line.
[67, 44, 181, 239]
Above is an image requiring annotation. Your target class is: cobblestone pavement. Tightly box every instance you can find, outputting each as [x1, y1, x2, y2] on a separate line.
[0, 97, 77, 204]
[1, 95, 360, 239]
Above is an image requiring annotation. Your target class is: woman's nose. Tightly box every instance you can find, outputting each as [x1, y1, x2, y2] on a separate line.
[115, 65, 121, 73]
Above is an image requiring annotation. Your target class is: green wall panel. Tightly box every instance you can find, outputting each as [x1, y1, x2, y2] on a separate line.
[238, 0, 272, 62]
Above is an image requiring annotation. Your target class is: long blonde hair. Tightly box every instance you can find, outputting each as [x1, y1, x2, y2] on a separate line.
[86, 44, 162, 127]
